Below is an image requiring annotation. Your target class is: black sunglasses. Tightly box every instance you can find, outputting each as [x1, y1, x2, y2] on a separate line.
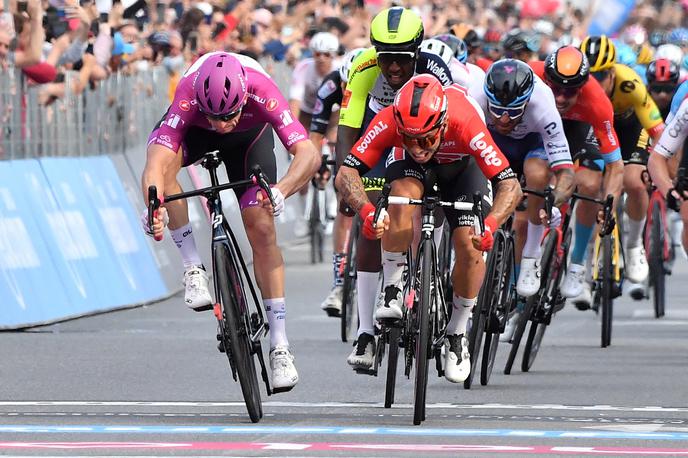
[649, 84, 676, 94]
[201, 107, 242, 122]
[377, 52, 416, 66]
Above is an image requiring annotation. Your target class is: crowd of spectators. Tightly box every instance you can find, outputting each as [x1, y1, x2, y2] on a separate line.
[0, 0, 686, 107]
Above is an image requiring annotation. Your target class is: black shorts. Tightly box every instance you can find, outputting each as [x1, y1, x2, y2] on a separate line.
[614, 114, 649, 165]
[182, 123, 276, 209]
[563, 119, 605, 172]
[385, 153, 493, 231]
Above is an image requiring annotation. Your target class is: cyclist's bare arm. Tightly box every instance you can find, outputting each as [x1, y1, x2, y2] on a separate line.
[602, 159, 624, 212]
[278, 140, 321, 197]
[553, 168, 575, 206]
[141, 143, 179, 202]
[335, 125, 359, 169]
[648, 152, 674, 196]
[309, 131, 325, 154]
[488, 177, 522, 227]
[335, 165, 370, 213]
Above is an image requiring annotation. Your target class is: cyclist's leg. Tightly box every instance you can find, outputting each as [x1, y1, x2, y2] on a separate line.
[439, 158, 493, 382]
[618, 117, 650, 283]
[561, 121, 604, 303]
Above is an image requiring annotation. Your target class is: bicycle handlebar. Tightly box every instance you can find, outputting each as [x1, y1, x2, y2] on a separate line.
[147, 185, 162, 241]
[251, 165, 276, 209]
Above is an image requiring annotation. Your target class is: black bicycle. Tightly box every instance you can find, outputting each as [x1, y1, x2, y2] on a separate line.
[376, 176, 484, 425]
[147, 151, 274, 423]
[308, 155, 337, 264]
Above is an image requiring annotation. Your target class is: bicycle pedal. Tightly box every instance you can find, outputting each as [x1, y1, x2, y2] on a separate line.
[193, 303, 213, 312]
[378, 318, 403, 327]
[323, 307, 341, 318]
[353, 367, 377, 376]
[271, 385, 295, 394]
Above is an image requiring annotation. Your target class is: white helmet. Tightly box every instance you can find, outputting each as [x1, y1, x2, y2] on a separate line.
[420, 38, 454, 65]
[656, 44, 684, 67]
[339, 47, 366, 83]
[310, 32, 339, 54]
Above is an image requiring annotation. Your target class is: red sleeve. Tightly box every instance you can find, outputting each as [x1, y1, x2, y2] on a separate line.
[475, 57, 493, 73]
[577, 80, 620, 154]
[22, 62, 57, 84]
[528, 60, 545, 80]
[348, 108, 399, 169]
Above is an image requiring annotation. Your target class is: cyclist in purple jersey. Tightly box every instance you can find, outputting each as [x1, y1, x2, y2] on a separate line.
[141, 52, 321, 392]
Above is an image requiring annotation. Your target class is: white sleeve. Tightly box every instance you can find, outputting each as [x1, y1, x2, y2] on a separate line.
[289, 59, 309, 102]
[654, 98, 688, 158]
[533, 77, 573, 169]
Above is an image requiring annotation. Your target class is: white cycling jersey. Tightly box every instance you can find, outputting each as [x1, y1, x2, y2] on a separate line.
[449, 59, 486, 104]
[289, 57, 340, 115]
[654, 97, 688, 158]
[475, 73, 572, 169]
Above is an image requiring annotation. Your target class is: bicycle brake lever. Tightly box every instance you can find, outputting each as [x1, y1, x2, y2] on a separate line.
[373, 182, 391, 226]
[251, 165, 276, 209]
[473, 192, 485, 234]
[147, 185, 162, 241]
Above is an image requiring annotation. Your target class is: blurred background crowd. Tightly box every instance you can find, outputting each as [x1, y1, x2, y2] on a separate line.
[0, 0, 687, 110]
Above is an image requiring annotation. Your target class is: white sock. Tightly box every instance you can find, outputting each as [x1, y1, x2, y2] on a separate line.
[626, 216, 646, 249]
[356, 271, 379, 337]
[170, 223, 203, 268]
[446, 295, 476, 336]
[382, 250, 406, 288]
[264, 297, 288, 349]
[433, 226, 444, 249]
[523, 222, 545, 258]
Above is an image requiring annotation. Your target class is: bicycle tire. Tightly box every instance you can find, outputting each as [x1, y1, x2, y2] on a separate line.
[413, 239, 433, 425]
[504, 297, 533, 375]
[384, 326, 401, 408]
[601, 235, 614, 348]
[341, 219, 359, 342]
[521, 231, 557, 372]
[650, 201, 666, 318]
[215, 244, 262, 423]
[309, 188, 320, 265]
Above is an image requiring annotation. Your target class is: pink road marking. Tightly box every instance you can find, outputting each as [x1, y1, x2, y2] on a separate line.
[0, 442, 688, 455]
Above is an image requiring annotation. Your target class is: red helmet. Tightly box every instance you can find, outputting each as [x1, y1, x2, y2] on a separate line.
[646, 58, 680, 85]
[393, 75, 447, 136]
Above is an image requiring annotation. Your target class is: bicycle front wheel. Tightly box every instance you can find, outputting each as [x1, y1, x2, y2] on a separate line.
[341, 219, 359, 342]
[413, 240, 433, 425]
[601, 235, 614, 348]
[649, 201, 666, 318]
[215, 244, 262, 423]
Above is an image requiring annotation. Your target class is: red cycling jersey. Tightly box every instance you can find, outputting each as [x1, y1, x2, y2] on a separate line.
[529, 61, 620, 157]
[344, 84, 515, 182]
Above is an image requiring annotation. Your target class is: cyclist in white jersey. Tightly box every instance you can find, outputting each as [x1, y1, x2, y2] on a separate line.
[420, 38, 486, 104]
[289, 32, 341, 237]
[476, 59, 575, 340]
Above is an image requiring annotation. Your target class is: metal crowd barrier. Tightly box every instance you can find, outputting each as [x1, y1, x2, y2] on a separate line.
[0, 66, 170, 160]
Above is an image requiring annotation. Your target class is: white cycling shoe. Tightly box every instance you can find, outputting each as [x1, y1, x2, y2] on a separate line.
[560, 263, 586, 298]
[374, 285, 403, 320]
[500, 310, 521, 343]
[517, 258, 541, 297]
[347, 333, 375, 369]
[320, 285, 343, 317]
[444, 334, 471, 383]
[270, 345, 299, 393]
[183, 266, 213, 311]
[625, 246, 649, 284]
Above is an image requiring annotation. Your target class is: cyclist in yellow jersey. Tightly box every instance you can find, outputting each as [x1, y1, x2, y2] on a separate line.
[581, 35, 666, 291]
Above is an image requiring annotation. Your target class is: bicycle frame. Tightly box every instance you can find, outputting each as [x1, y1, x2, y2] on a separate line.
[592, 222, 622, 284]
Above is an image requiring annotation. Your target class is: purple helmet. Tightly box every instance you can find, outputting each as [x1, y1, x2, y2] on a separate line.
[194, 53, 248, 117]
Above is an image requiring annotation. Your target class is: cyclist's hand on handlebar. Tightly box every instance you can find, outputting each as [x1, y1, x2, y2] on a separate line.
[470, 215, 498, 251]
[256, 186, 285, 217]
[539, 206, 561, 228]
[359, 202, 389, 240]
[667, 188, 685, 212]
[141, 206, 168, 240]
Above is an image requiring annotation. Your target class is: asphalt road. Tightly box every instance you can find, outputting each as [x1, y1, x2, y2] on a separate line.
[1, 237, 688, 457]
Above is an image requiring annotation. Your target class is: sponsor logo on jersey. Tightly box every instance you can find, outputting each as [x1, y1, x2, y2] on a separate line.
[352, 58, 377, 77]
[179, 100, 191, 111]
[318, 79, 337, 99]
[160, 134, 172, 143]
[279, 109, 294, 127]
[166, 114, 182, 129]
[248, 93, 267, 104]
[650, 109, 662, 121]
[469, 131, 503, 167]
[669, 110, 688, 138]
[424, 59, 452, 86]
[342, 89, 352, 108]
[286, 131, 305, 147]
[344, 155, 362, 168]
[266, 98, 278, 111]
[495, 167, 516, 181]
[313, 99, 324, 115]
[603, 120, 617, 146]
[356, 120, 388, 153]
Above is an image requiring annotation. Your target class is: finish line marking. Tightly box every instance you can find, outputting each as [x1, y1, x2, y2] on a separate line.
[0, 425, 687, 441]
[0, 401, 687, 413]
[0, 442, 688, 455]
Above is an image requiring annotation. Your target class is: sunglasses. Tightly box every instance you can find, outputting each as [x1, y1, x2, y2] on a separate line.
[201, 107, 242, 122]
[488, 102, 526, 120]
[314, 51, 334, 58]
[592, 70, 610, 82]
[549, 85, 580, 98]
[649, 84, 676, 94]
[377, 52, 415, 67]
[398, 126, 443, 149]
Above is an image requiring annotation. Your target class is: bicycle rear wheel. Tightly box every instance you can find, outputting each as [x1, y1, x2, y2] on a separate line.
[384, 326, 401, 408]
[649, 201, 666, 318]
[341, 219, 359, 342]
[413, 240, 433, 425]
[215, 244, 262, 423]
[309, 188, 323, 265]
[601, 235, 614, 348]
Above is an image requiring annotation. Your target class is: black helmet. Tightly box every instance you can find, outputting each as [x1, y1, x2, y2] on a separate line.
[502, 29, 540, 55]
[432, 34, 468, 63]
[484, 59, 535, 106]
[646, 58, 680, 85]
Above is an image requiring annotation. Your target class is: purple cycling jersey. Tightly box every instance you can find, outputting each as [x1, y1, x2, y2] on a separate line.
[148, 52, 308, 162]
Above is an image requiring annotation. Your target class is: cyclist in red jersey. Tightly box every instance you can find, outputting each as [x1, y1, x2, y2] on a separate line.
[529, 46, 624, 308]
[336, 75, 521, 384]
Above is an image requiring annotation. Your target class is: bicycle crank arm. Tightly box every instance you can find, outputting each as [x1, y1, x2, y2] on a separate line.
[256, 350, 273, 396]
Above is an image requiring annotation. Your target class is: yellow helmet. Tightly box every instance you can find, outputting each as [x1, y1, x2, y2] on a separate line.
[636, 43, 654, 65]
[580, 35, 616, 72]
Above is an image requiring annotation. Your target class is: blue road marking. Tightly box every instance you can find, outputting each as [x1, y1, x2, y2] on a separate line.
[0, 425, 686, 441]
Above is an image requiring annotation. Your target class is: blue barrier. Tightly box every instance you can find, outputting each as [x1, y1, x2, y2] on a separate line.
[0, 160, 74, 327]
[77, 156, 166, 303]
